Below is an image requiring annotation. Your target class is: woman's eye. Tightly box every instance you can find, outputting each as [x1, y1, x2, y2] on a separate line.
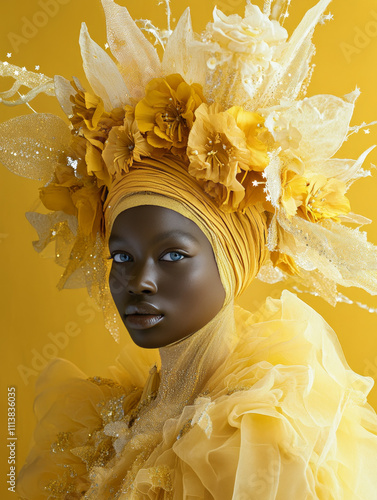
[161, 251, 185, 262]
[112, 253, 132, 263]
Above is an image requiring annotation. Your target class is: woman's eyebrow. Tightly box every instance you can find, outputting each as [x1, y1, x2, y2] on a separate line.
[108, 230, 199, 247]
[153, 230, 199, 244]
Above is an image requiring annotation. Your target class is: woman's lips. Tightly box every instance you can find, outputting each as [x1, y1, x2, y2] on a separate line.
[125, 314, 164, 330]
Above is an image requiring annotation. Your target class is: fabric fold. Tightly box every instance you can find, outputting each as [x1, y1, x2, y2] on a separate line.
[16, 291, 377, 499]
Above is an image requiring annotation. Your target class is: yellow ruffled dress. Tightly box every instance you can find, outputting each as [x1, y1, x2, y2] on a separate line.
[17, 291, 377, 499]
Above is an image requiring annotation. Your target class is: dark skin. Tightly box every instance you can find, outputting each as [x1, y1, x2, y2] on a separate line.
[108, 205, 226, 348]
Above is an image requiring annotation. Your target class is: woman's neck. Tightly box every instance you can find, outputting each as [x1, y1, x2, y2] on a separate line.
[157, 300, 237, 407]
[130, 300, 237, 437]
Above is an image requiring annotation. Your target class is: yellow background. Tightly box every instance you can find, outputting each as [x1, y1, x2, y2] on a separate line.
[1, 0, 377, 496]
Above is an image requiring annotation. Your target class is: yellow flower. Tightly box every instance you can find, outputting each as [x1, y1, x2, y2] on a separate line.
[187, 102, 269, 211]
[85, 142, 111, 188]
[40, 180, 104, 239]
[102, 109, 156, 176]
[70, 82, 125, 187]
[40, 184, 77, 216]
[265, 113, 302, 151]
[281, 168, 308, 218]
[237, 170, 270, 213]
[70, 83, 124, 144]
[70, 85, 106, 132]
[187, 103, 249, 211]
[203, 179, 246, 213]
[300, 174, 351, 223]
[270, 251, 300, 276]
[281, 169, 351, 222]
[40, 138, 106, 239]
[268, 222, 300, 276]
[226, 106, 269, 170]
[71, 185, 105, 238]
[135, 74, 204, 155]
[40, 156, 86, 217]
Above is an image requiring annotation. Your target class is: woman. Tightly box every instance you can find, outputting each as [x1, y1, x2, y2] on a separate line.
[1, 0, 377, 497]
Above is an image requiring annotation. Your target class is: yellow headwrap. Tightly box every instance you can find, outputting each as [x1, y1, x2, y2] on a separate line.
[104, 156, 269, 301]
[2, 0, 376, 318]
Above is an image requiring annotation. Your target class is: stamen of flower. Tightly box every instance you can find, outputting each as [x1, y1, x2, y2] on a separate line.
[207, 57, 218, 70]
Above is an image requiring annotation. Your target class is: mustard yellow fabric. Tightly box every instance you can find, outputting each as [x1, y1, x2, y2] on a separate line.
[104, 156, 269, 299]
[16, 290, 377, 499]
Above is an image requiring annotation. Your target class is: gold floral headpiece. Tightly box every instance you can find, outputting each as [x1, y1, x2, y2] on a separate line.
[1, 0, 377, 321]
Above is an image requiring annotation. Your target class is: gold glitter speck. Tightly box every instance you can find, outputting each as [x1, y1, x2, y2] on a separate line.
[51, 432, 72, 454]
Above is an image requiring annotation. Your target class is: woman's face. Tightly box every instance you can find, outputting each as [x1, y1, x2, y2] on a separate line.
[108, 205, 226, 348]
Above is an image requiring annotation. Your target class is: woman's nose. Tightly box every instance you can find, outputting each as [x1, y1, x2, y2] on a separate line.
[127, 260, 158, 295]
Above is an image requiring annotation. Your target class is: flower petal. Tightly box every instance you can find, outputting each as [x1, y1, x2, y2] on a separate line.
[40, 185, 76, 215]
[269, 93, 358, 162]
[101, 0, 161, 100]
[79, 23, 130, 111]
[86, 142, 111, 188]
[258, 0, 332, 107]
[277, 213, 377, 296]
[162, 8, 206, 87]
[54, 75, 76, 117]
[308, 146, 375, 185]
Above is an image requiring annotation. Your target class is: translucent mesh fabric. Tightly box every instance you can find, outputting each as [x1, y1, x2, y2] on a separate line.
[0, 113, 71, 182]
[83, 300, 238, 497]
[101, 0, 162, 101]
[16, 291, 377, 499]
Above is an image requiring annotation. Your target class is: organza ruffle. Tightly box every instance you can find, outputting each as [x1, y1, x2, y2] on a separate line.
[17, 291, 377, 499]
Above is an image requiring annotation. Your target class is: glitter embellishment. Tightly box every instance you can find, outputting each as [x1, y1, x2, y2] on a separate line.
[51, 432, 72, 454]
[176, 419, 192, 440]
[98, 395, 126, 425]
[148, 464, 174, 493]
[45, 468, 78, 498]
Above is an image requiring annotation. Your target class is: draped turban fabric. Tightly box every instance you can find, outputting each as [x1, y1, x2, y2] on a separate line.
[104, 156, 269, 302]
